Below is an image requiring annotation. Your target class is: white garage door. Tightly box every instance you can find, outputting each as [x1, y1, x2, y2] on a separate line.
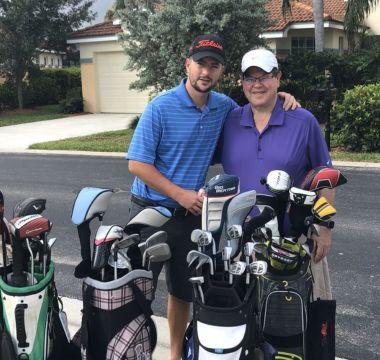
[96, 52, 149, 113]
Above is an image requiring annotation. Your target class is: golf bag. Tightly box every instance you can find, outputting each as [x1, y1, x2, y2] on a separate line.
[0, 262, 72, 360]
[256, 260, 312, 360]
[183, 281, 256, 360]
[74, 270, 157, 360]
[71, 187, 162, 360]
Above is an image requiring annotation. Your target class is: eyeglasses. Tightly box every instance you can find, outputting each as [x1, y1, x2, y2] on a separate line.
[243, 74, 275, 85]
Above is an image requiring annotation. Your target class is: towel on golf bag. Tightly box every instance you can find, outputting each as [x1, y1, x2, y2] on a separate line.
[306, 299, 336, 360]
[183, 283, 256, 360]
[76, 270, 157, 360]
[258, 268, 312, 359]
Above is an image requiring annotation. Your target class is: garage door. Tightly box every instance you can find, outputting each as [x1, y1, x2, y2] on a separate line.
[96, 52, 149, 113]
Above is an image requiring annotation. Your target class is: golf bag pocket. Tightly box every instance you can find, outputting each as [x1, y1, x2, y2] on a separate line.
[78, 269, 157, 360]
[259, 272, 312, 357]
[189, 286, 255, 359]
[306, 299, 336, 360]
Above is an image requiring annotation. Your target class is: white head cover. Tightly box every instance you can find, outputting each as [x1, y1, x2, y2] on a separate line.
[241, 48, 278, 74]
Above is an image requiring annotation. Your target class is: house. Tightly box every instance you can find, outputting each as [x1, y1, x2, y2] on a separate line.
[263, 0, 348, 57]
[67, 20, 150, 114]
[67, 0, 379, 114]
[37, 50, 64, 69]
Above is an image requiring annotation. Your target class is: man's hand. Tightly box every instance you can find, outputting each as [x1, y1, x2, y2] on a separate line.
[175, 189, 203, 215]
[312, 226, 332, 262]
[278, 92, 301, 111]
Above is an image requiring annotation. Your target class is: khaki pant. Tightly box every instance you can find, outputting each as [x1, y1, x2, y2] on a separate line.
[310, 257, 332, 301]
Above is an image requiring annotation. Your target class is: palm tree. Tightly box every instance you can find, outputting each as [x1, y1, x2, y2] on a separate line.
[344, 0, 380, 53]
[282, 0, 325, 52]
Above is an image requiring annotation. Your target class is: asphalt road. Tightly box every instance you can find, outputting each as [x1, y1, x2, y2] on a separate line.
[0, 153, 378, 360]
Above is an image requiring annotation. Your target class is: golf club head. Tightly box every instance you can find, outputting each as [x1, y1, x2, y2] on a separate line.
[226, 224, 242, 240]
[252, 241, 268, 254]
[48, 237, 57, 249]
[261, 170, 292, 196]
[301, 166, 347, 191]
[138, 230, 167, 254]
[249, 260, 268, 276]
[202, 174, 240, 232]
[186, 250, 214, 275]
[125, 206, 172, 234]
[108, 247, 132, 271]
[229, 261, 247, 276]
[92, 225, 124, 271]
[191, 229, 213, 247]
[289, 187, 316, 206]
[144, 243, 171, 269]
[189, 276, 204, 285]
[222, 246, 233, 261]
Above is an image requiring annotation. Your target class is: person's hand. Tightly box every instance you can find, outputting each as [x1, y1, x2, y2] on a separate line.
[312, 226, 332, 262]
[175, 189, 203, 215]
[278, 92, 301, 110]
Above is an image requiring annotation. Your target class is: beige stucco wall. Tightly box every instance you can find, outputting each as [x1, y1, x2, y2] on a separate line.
[0, 77, 6, 85]
[80, 62, 98, 113]
[79, 41, 123, 59]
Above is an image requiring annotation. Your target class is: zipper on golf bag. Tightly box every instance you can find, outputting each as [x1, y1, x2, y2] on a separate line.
[77, 272, 157, 360]
[258, 272, 312, 360]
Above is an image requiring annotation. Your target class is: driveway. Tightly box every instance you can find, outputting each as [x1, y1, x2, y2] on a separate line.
[0, 113, 134, 151]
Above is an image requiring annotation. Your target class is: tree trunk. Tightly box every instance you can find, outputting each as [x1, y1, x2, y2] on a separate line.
[17, 80, 23, 109]
[313, 0, 324, 52]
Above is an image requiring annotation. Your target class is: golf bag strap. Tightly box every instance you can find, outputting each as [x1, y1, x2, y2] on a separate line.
[80, 284, 92, 352]
[130, 282, 157, 350]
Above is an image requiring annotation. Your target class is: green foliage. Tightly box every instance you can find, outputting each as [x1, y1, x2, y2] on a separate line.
[118, 0, 269, 95]
[59, 87, 84, 114]
[0, 0, 94, 108]
[278, 49, 380, 121]
[331, 83, 380, 152]
[0, 67, 82, 108]
[128, 115, 140, 130]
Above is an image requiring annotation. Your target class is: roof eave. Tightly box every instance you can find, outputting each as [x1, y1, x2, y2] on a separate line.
[67, 35, 120, 44]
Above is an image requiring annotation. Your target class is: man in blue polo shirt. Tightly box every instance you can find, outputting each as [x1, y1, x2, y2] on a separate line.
[127, 36, 298, 360]
[217, 47, 334, 265]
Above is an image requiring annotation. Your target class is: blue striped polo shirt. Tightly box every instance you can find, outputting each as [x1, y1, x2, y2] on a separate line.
[127, 78, 237, 208]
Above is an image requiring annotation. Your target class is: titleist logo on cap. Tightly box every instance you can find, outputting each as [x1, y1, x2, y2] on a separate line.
[195, 40, 223, 51]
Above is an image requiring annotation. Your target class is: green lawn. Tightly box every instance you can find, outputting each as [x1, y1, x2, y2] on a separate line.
[29, 128, 380, 162]
[0, 105, 69, 127]
[29, 129, 134, 152]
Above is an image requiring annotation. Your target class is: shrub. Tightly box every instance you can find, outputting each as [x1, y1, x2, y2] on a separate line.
[24, 77, 59, 106]
[331, 83, 380, 152]
[59, 87, 83, 114]
[0, 82, 17, 110]
[128, 115, 140, 129]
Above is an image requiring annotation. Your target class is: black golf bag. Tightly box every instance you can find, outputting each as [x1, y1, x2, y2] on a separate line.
[183, 280, 256, 360]
[256, 260, 312, 360]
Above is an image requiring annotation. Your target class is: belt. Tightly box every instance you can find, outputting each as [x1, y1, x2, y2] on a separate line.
[131, 194, 190, 217]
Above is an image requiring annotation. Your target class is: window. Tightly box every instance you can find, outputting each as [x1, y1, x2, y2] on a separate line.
[339, 36, 344, 54]
[291, 37, 315, 54]
[44, 57, 47, 66]
[51, 58, 54, 66]
[57, 58, 60, 67]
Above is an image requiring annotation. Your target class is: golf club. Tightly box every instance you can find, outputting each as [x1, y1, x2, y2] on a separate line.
[228, 261, 246, 285]
[186, 250, 214, 276]
[143, 243, 171, 270]
[260, 170, 292, 197]
[189, 276, 205, 304]
[243, 242, 255, 284]
[138, 231, 167, 256]
[249, 260, 268, 276]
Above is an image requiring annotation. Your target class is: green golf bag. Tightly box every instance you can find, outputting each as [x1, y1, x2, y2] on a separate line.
[0, 262, 74, 360]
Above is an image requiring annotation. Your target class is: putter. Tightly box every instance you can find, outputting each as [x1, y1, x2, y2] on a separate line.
[243, 242, 255, 285]
[249, 260, 268, 276]
[228, 261, 246, 285]
[189, 276, 205, 304]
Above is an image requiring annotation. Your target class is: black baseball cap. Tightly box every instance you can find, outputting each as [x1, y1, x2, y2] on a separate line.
[188, 34, 226, 65]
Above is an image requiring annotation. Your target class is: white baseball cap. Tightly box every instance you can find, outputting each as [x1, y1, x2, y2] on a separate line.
[241, 48, 278, 74]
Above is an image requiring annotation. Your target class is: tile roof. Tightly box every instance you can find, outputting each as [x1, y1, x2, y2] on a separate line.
[68, 1, 347, 39]
[68, 21, 122, 39]
[265, 0, 346, 32]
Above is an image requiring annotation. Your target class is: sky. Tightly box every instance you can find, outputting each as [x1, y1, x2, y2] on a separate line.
[89, 0, 114, 25]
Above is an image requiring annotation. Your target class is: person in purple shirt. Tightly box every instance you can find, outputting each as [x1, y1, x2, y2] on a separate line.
[217, 48, 334, 266]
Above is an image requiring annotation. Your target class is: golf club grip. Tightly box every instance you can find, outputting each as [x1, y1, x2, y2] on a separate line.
[15, 303, 29, 348]
[245, 207, 275, 235]
[11, 234, 27, 285]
